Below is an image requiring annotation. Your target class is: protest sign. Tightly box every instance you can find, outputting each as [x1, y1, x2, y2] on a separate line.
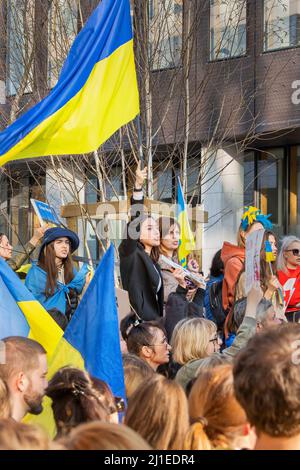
[245, 229, 265, 294]
[31, 199, 60, 227]
[116, 287, 131, 324]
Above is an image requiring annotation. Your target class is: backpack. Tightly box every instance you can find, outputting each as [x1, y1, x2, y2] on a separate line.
[208, 280, 226, 329]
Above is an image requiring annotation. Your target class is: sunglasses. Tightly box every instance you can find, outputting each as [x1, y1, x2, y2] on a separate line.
[285, 249, 300, 256]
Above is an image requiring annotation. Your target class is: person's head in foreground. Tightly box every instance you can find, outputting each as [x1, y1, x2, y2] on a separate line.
[0, 419, 60, 450]
[233, 323, 300, 450]
[125, 374, 189, 450]
[122, 353, 155, 399]
[185, 364, 256, 450]
[0, 377, 10, 419]
[46, 366, 109, 438]
[126, 318, 171, 371]
[0, 337, 47, 421]
[59, 422, 151, 450]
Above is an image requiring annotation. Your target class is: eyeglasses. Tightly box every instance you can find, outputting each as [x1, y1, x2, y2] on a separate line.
[285, 249, 300, 256]
[149, 337, 169, 347]
[209, 336, 219, 344]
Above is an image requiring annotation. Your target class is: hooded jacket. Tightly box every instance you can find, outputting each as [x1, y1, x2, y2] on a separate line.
[221, 242, 245, 312]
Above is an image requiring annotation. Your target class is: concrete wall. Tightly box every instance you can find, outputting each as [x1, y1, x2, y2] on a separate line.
[201, 146, 244, 275]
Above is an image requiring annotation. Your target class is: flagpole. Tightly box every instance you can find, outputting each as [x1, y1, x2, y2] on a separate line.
[136, 114, 144, 169]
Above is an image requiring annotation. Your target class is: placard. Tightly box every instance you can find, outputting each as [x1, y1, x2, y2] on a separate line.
[245, 229, 265, 294]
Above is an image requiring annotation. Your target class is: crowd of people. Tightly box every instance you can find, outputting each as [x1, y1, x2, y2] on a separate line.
[1, 162, 300, 450]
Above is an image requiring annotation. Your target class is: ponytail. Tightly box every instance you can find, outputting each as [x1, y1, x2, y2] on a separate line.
[184, 422, 211, 451]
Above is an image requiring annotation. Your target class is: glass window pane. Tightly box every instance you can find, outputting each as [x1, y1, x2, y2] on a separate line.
[7, 0, 35, 96]
[294, 146, 300, 235]
[154, 165, 173, 202]
[243, 151, 255, 206]
[186, 156, 201, 205]
[105, 166, 124, 201]
[210, 0, 247, 60]
[257, 148, 284, 227]
[149, 0, 183, 70]
[0, 174, 8, 235]
[48, 0, 78, 88]
[264, 0, 300, 51]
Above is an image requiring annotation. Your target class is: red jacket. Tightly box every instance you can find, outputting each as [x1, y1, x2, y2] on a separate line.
[221, 242, 245, 312]
[278, 266, 300, 313]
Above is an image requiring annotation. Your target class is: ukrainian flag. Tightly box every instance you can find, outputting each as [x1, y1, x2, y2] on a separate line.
[0, 0, 139, 166]
[26, 244, 125, 436]
[0, 258, 63, 358]
[177, 177, 195, 267]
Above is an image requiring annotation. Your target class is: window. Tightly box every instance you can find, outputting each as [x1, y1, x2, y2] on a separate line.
[264, 0, 300, 51]
[243, 151, 255, 207]
[257, 149, 284, 227]
[48, 0, 78, 88]
[210, 0, 247, 60]
[85, 166, 124, 203]
[243, 149, 284, 232]
[154, 164, 173, 202]
[186, 155, 201, 205]
[0, 174, 8, 235]
[6, 0, 35, 96]
[289, 145, 300, 236]
[149, 0, 183, 70]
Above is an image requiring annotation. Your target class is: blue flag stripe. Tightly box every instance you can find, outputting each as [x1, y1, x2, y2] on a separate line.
[63, 245, 125, 399]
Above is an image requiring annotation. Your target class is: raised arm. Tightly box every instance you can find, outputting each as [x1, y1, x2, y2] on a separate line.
[119, 162, 147, 257]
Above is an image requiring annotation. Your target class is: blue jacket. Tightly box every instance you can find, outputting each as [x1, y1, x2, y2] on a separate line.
[25, 262, 89, 314]
[204, 274, 224, 322]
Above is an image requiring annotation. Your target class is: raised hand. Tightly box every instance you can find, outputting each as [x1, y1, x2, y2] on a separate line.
[135, 161, 147, 190]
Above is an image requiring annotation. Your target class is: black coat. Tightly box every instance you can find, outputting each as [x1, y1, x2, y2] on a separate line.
[119, 196, 164, 321]
[164, 285, 204, 341]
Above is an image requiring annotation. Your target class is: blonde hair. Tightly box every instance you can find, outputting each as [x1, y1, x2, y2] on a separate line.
[125, 374, 189, 450]
[171, 318, 216, 365]
[60, 422, 151, 450]
[184, 365, 248, 450]
[277, 236, 300, 273]
[0, 378, 10, 419]
[123, 354, 155, 399]
[0, 420, 60, 450]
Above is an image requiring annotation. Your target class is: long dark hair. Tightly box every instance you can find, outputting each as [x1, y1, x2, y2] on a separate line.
[138, 215, 160, 263]
[38, 241, 74, 297]
[210, 249, 224, 278]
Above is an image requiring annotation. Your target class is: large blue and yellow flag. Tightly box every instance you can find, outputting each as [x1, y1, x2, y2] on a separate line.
[177, 177, 195, 267]
[0, 0, 139, 166]
[26, 244, 125, 436]
[0, 258, 63, 358]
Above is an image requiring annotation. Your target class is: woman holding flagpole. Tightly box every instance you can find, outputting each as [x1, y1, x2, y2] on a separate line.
[25, 227, 89, 321]
[119, 162, 164, 321]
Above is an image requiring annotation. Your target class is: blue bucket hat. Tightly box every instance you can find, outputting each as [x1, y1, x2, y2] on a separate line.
[39, 227, 80, 257]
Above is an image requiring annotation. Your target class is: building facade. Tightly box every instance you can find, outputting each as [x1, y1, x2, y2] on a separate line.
[0, 0, 300, 272]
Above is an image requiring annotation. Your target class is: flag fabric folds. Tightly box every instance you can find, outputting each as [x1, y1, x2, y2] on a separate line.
[0, 258, 63, 358]
[177, 177, 195, 267]
[26, 244, 125, 435]
[265, 240, 276, 263]
[0, 0, 139, 166]
[48, 244, 125, 398]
